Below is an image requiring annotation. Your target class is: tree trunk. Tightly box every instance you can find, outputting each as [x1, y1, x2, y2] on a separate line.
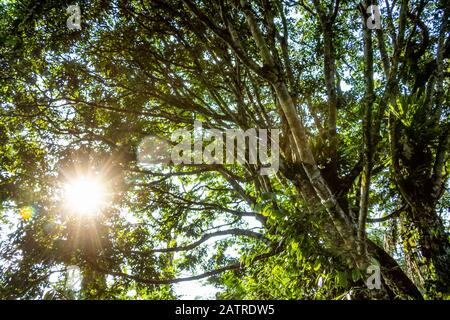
[406, 202, 450, 296]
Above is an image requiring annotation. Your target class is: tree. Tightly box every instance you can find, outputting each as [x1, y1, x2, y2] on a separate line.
[0, 0, 448, 299]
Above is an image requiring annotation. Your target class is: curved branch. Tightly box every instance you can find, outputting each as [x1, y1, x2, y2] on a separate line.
[367, 205, 406, 223]
[299, 0, 316, 16]
[129, 229, 267, 255]
[88, 250, 280, 285]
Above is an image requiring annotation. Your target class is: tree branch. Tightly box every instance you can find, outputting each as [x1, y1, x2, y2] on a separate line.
[88, 250, 280, 285]
[128, 229, 267, 255]
[367, 204, 406, 223]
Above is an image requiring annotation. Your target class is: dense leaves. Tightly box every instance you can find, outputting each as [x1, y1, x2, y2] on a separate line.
[0, 0, 449, 299]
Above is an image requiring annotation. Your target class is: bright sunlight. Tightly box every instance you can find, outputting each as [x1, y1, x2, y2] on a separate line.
[64, 176, 107, 216]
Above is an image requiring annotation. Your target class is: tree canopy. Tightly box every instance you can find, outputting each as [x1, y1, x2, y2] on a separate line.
[0, 0, 449, 299]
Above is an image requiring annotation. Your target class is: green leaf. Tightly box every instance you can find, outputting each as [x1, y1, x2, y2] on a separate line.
[313, 261, 321, 271]
[261, 192, 275, 201]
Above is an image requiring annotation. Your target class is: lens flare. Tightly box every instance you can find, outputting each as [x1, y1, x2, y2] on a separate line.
[64, 177, 106, 216]
[19, 206, 34, 220]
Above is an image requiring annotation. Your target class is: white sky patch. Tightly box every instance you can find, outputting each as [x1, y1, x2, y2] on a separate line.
[119, 207, 139, 224]
[174, 280, 218, 300]
[340, 80, 352, 92]
[0, 205, 21, 243]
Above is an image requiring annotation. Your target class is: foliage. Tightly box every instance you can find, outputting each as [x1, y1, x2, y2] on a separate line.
[0, 0, 449, 300]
